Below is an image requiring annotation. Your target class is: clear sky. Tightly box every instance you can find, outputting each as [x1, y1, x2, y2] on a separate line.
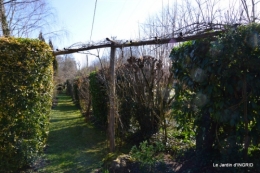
[49, 0, 171, 67]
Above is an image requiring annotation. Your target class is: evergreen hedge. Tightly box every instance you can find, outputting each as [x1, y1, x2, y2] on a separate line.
[170, 24, 260, 171]
[89, 71, 108, 129]
[0, 37, 54, 171]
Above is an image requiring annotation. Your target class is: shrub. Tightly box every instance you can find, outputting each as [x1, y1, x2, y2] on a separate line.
[89, 71, 108, 129]
[116, 56, 174, 143]
[170, 23, 260, 171]
[73, 78, 80, 107]
[66, 79, 75, 99]
[75, 76, 92, 118]
[0, 37, 54, 171]
[130, 140, 165, 169]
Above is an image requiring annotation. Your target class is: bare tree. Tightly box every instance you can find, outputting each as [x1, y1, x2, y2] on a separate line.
[0, 0, 10, 36]
[141, 0, 260, 40]
[134, 0, 260, 82]
[240, 0, 260, 23]
[0, 0, 55, 37]
[55, 55, 78, 84]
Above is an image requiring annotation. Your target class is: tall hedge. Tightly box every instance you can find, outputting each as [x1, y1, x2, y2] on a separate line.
[66, 79, 76, 100]
[74, 76, 91, 118]
[170, 24, 260, 171]
[0, 37, 54, 171]
[89, 71, 108, 129]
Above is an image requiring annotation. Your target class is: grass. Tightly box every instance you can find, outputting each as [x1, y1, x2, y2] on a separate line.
[38, 93, 108, 173]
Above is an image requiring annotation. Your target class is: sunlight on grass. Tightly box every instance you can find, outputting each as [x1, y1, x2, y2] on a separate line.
[39, 93, 107, 173]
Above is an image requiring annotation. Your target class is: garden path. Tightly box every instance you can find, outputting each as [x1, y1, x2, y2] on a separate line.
[37, 93, 107, 173]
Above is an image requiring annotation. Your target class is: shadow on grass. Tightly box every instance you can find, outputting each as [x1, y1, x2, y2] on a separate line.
[44, 125, 107, 172]
[49, 117, 82, 123]
[39, 93, 108, 173]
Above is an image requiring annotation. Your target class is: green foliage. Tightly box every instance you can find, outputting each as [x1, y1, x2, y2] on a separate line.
[130, 140, 165, 167]
[53, 57, 58, 72]
[116, 74, 133, 139]
[171, 129, 195, 144]
[170, 23, 260, 170]
[103, 169, 109, 173]
[102, 152, 123, 171]
[66, 78, 80, 108]
[74, 76, 92, 118]
[0, 37, 54, 171]
[73, 78, 80, 107]
[89, 71, 108, 128]
[66, 79, 74, 98]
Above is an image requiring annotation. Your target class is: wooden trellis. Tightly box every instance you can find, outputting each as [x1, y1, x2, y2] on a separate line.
[53, 31, 224, 56]
[53, 29, 225, 152]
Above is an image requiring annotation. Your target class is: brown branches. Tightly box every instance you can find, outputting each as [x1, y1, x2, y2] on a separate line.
[1, 0, 55, 37]
[116, 55, 174, 143]
[53, 31, 224, 56]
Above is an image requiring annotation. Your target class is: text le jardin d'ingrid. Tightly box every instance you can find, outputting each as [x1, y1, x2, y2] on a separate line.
[213, 163, 253, 168]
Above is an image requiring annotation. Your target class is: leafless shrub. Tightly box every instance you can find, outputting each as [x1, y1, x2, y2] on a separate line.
[116, 55, 175, 143]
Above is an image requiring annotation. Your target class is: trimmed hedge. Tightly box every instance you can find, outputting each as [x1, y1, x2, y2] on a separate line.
[89, 71, 108, 129]
[73, 77, 91, 117]
[170, 24, 260, 170]
[66, 79, 75, 100]
[0, 37, 54, 171]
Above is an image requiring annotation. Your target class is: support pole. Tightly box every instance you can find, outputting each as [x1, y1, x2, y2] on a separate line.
[109, 46, 116, 152]
[86, 55, 88, 67]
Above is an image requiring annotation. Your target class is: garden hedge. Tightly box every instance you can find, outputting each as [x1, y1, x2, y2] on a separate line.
[0, 37, 54, 171]
[89, 71, 108, 129]
[170, 23, 260, 171]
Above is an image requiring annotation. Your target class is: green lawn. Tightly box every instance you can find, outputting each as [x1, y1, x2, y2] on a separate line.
[38, 93, 107, 173]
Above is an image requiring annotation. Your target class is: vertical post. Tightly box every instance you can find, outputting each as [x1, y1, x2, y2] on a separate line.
[109, 46, 116, 152]
[86, 55, 88, 67]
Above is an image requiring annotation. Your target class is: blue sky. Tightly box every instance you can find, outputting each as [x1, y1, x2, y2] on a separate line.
[49, 0, 170, 67]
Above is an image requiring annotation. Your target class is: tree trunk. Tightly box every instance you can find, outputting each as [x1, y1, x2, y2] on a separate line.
[0, 0, 10, 36]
